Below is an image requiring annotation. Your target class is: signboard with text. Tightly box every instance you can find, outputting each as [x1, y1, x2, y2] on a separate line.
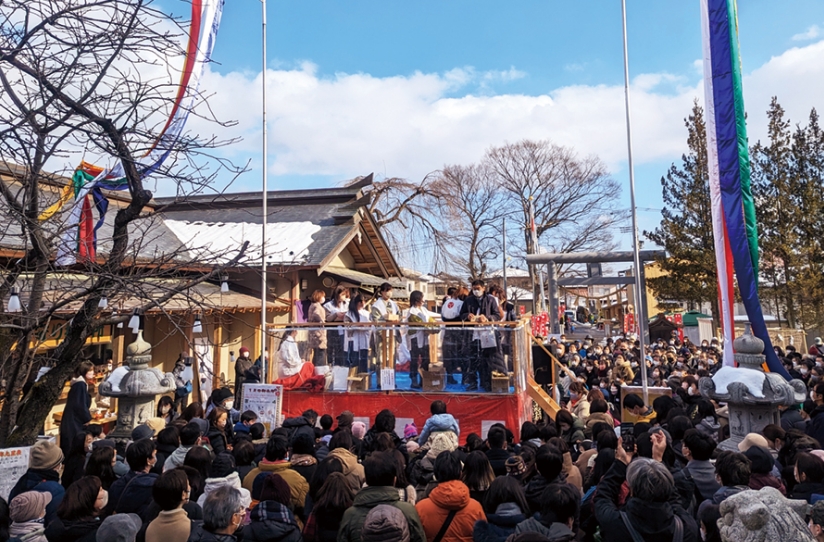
[241, 384, 283, 437]
[0, 447, 30, 500]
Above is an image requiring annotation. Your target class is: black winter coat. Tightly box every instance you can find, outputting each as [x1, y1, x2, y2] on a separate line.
[807, 405, 824, 445]
[594, 461, 699, 542]
[473, 507, 526, 542]
[187, 523, 238, 542]
[282, 416, 316, 446]
[781, 408, 808, 433]
[207, 426, 229, 455]
[44, 517, 100, 542]
[244, 501, 303, 542]
[115, 472, 159, 518]
[59, 380, 91, 457]
[153, 442, 179, 475]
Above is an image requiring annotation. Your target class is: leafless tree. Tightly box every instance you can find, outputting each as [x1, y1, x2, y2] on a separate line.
[0, 0, 247, 445]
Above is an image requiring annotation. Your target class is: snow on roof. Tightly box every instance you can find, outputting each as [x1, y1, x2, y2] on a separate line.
[507, 285, 533, 301]
[489, 267, 530, 278]
[164, 220, 322, 265]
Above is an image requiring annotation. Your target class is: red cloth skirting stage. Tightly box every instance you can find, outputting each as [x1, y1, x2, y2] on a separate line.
[281, 389, 532, 443]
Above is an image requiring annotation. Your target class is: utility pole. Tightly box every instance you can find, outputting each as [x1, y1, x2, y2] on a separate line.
[260, 0, 268, 383]
[502, 217, 508, 296]
[528, 197, 546, 314]
[621, 0, 648, 404]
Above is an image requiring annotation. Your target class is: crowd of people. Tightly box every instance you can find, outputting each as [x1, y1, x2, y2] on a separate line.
[2, 364, 824, 542]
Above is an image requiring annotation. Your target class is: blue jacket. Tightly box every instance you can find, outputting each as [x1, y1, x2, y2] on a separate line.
[8, 468, 64, 526]
[418, 414, 460, 446]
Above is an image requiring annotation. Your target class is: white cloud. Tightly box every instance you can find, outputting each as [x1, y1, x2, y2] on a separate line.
[184, 39, 824, 189]
[792, 24, 820, 41]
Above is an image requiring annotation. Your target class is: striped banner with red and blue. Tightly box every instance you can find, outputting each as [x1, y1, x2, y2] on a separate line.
[700, 0, 789, 378]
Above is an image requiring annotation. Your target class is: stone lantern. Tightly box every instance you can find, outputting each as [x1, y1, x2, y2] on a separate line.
[99, 331, 176, 441]
[699, 323, 806, 451]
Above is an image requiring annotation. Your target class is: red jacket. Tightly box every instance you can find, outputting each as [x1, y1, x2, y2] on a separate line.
[415, 480, 485, 542]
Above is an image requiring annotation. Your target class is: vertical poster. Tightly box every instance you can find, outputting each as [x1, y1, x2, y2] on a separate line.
[242, 383, 283, 437]
[0, 447, 30, 500]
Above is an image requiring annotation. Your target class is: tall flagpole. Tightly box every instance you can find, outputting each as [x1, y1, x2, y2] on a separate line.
[260, 0, 268, 382]
[621, 0, 648, 405]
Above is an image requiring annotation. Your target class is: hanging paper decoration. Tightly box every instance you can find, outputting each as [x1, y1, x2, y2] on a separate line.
[41, 0, 225, 266]
[700, 0, 789, 379]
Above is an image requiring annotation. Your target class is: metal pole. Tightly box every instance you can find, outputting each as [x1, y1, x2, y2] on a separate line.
[529, 197, 546, 313]
[548, 261, 560, 334]
[260, 0, 268, 383]
[502, 217, 508, 296]
[621, 0, 648, 405]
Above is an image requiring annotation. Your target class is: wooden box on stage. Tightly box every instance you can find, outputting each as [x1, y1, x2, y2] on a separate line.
[347, 368, 370, 392]
[491, 373, 511, 394]
[420, 364, 447, 392]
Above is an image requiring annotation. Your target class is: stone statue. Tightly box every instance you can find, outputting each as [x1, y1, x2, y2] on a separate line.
[99, 331, 176, 441]
[718, 487, 813, 542]
[699, 323, 807, 451]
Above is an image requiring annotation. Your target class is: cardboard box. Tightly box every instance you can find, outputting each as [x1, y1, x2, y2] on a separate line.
[420, 365, 446, 392]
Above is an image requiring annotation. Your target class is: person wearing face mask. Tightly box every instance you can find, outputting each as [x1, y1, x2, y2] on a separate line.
[206, 407, 232, 455]
[107, 438, 159, 517]
[157, 395, 177, 426]
[44, 476, 108, 542]
[324, 286, 350, 367]
[307, 289, 329, 367]
[459, 279, 507, 392]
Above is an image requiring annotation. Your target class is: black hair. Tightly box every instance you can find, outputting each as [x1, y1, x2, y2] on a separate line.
[240, 410, 258, 424]
[156, 395, 175, 417]
[180, 423, 202, 446]
[410, 290, 424, 307]
[126, 438, 156, 472]
[538, 424, 557, 442]
[302, 409, 319, 424]
[250, 423, 266, 440]
[378, 283, 393, 294]
[84, 447, 116, 490]
[153, 469, 190, 511]
[590, 422, 613, 444]
[540, 483, 580, 526]
[667, 415, 693, 442]
[157, 426, 181, 448]
[309, 457, 344, 500]
[57, 475, 100, 520]
[488, 426, 507, 449]
[796, 452, 824, 483]
[520, 422, 539, 442]
[465, 433, 484, 452]
[232, 440, 256, 467]
[623, 393, 645, 410]
[596, 428, 618, 451]
[434, 450, 463, 482]
[374, 410, 396, 434]
[329, 430, 353, 452]
[683, 429, 716, 461]
[320, 414, 333, 430]
[178, 465, 205, 503]
[535, 445, 563, 481]
[265, 435, 289, 461]
[482, 475, 529, 515]
[184, 446, 214, 479]
[292, 433, 316, 456]
[364, 451, 397, 487]
[347, 295, 364, 322]
[590, 399, 608, 414]
[471, 279, 485, 288]
[715, 450, 751, 486]
[431, 400, 447, 415]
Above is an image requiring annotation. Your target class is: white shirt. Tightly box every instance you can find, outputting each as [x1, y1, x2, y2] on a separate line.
[278, 336, 303, 376]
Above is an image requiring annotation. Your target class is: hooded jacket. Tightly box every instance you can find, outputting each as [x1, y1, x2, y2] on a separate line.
[593, 461, 699, 542]
[415, 480, 486, 542]
[513, 516, 575, 542]
[282, 416, 317, 446]
[327, 448, 365, 493]
[9, 469, 64, 527]
[472, 503, 526, 542]
[419, 414, 460, 446]
[115, 471, 159, 518]
[337, 485, 426, 542]
[43, 517, 100, 542]
[197, 472, 253, 510]
[242, 460, 309, 512]
[164, 445, 195, 472]
[244, 501, 302, 542]
[186, 523, 238, 542]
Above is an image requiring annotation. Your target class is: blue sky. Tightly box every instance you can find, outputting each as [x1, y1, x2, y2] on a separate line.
[156, 1, 824, 253]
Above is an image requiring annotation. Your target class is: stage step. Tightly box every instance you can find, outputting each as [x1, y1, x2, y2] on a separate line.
[526, 376, 561, 420]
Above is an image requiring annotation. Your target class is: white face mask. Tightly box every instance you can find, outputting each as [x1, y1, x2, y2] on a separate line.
[223, 401, 234, 411]
[161, 406, 171, 414]
[688, 387, 695, 396]
[98, 490, 109, 510]
[472, 289, 483, 298]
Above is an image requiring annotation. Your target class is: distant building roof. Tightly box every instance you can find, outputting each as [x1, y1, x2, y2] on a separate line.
[489, 267, 530, 279]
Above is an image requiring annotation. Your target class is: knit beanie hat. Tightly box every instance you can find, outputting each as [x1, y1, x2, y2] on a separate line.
[210, 452, 237, 479]
[145, 417, 166, 435]
[191, 418, 209, 436]
[96, 513, 141, 542]
[9, 491, 51, 523]
[505, 455, 527, 477]
[211, 387, 233, 406]
[259, 473, 292, 506]
[29, 440, 64, 471]
[351, 421, 366, 440]
[425, 431, 458, 460]
[404, 423, 418, 440]
[362, 504, 410, 542]
[239, 347, 251, 356]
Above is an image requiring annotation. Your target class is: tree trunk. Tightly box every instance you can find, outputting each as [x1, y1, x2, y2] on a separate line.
[6, 360, 76, 447]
